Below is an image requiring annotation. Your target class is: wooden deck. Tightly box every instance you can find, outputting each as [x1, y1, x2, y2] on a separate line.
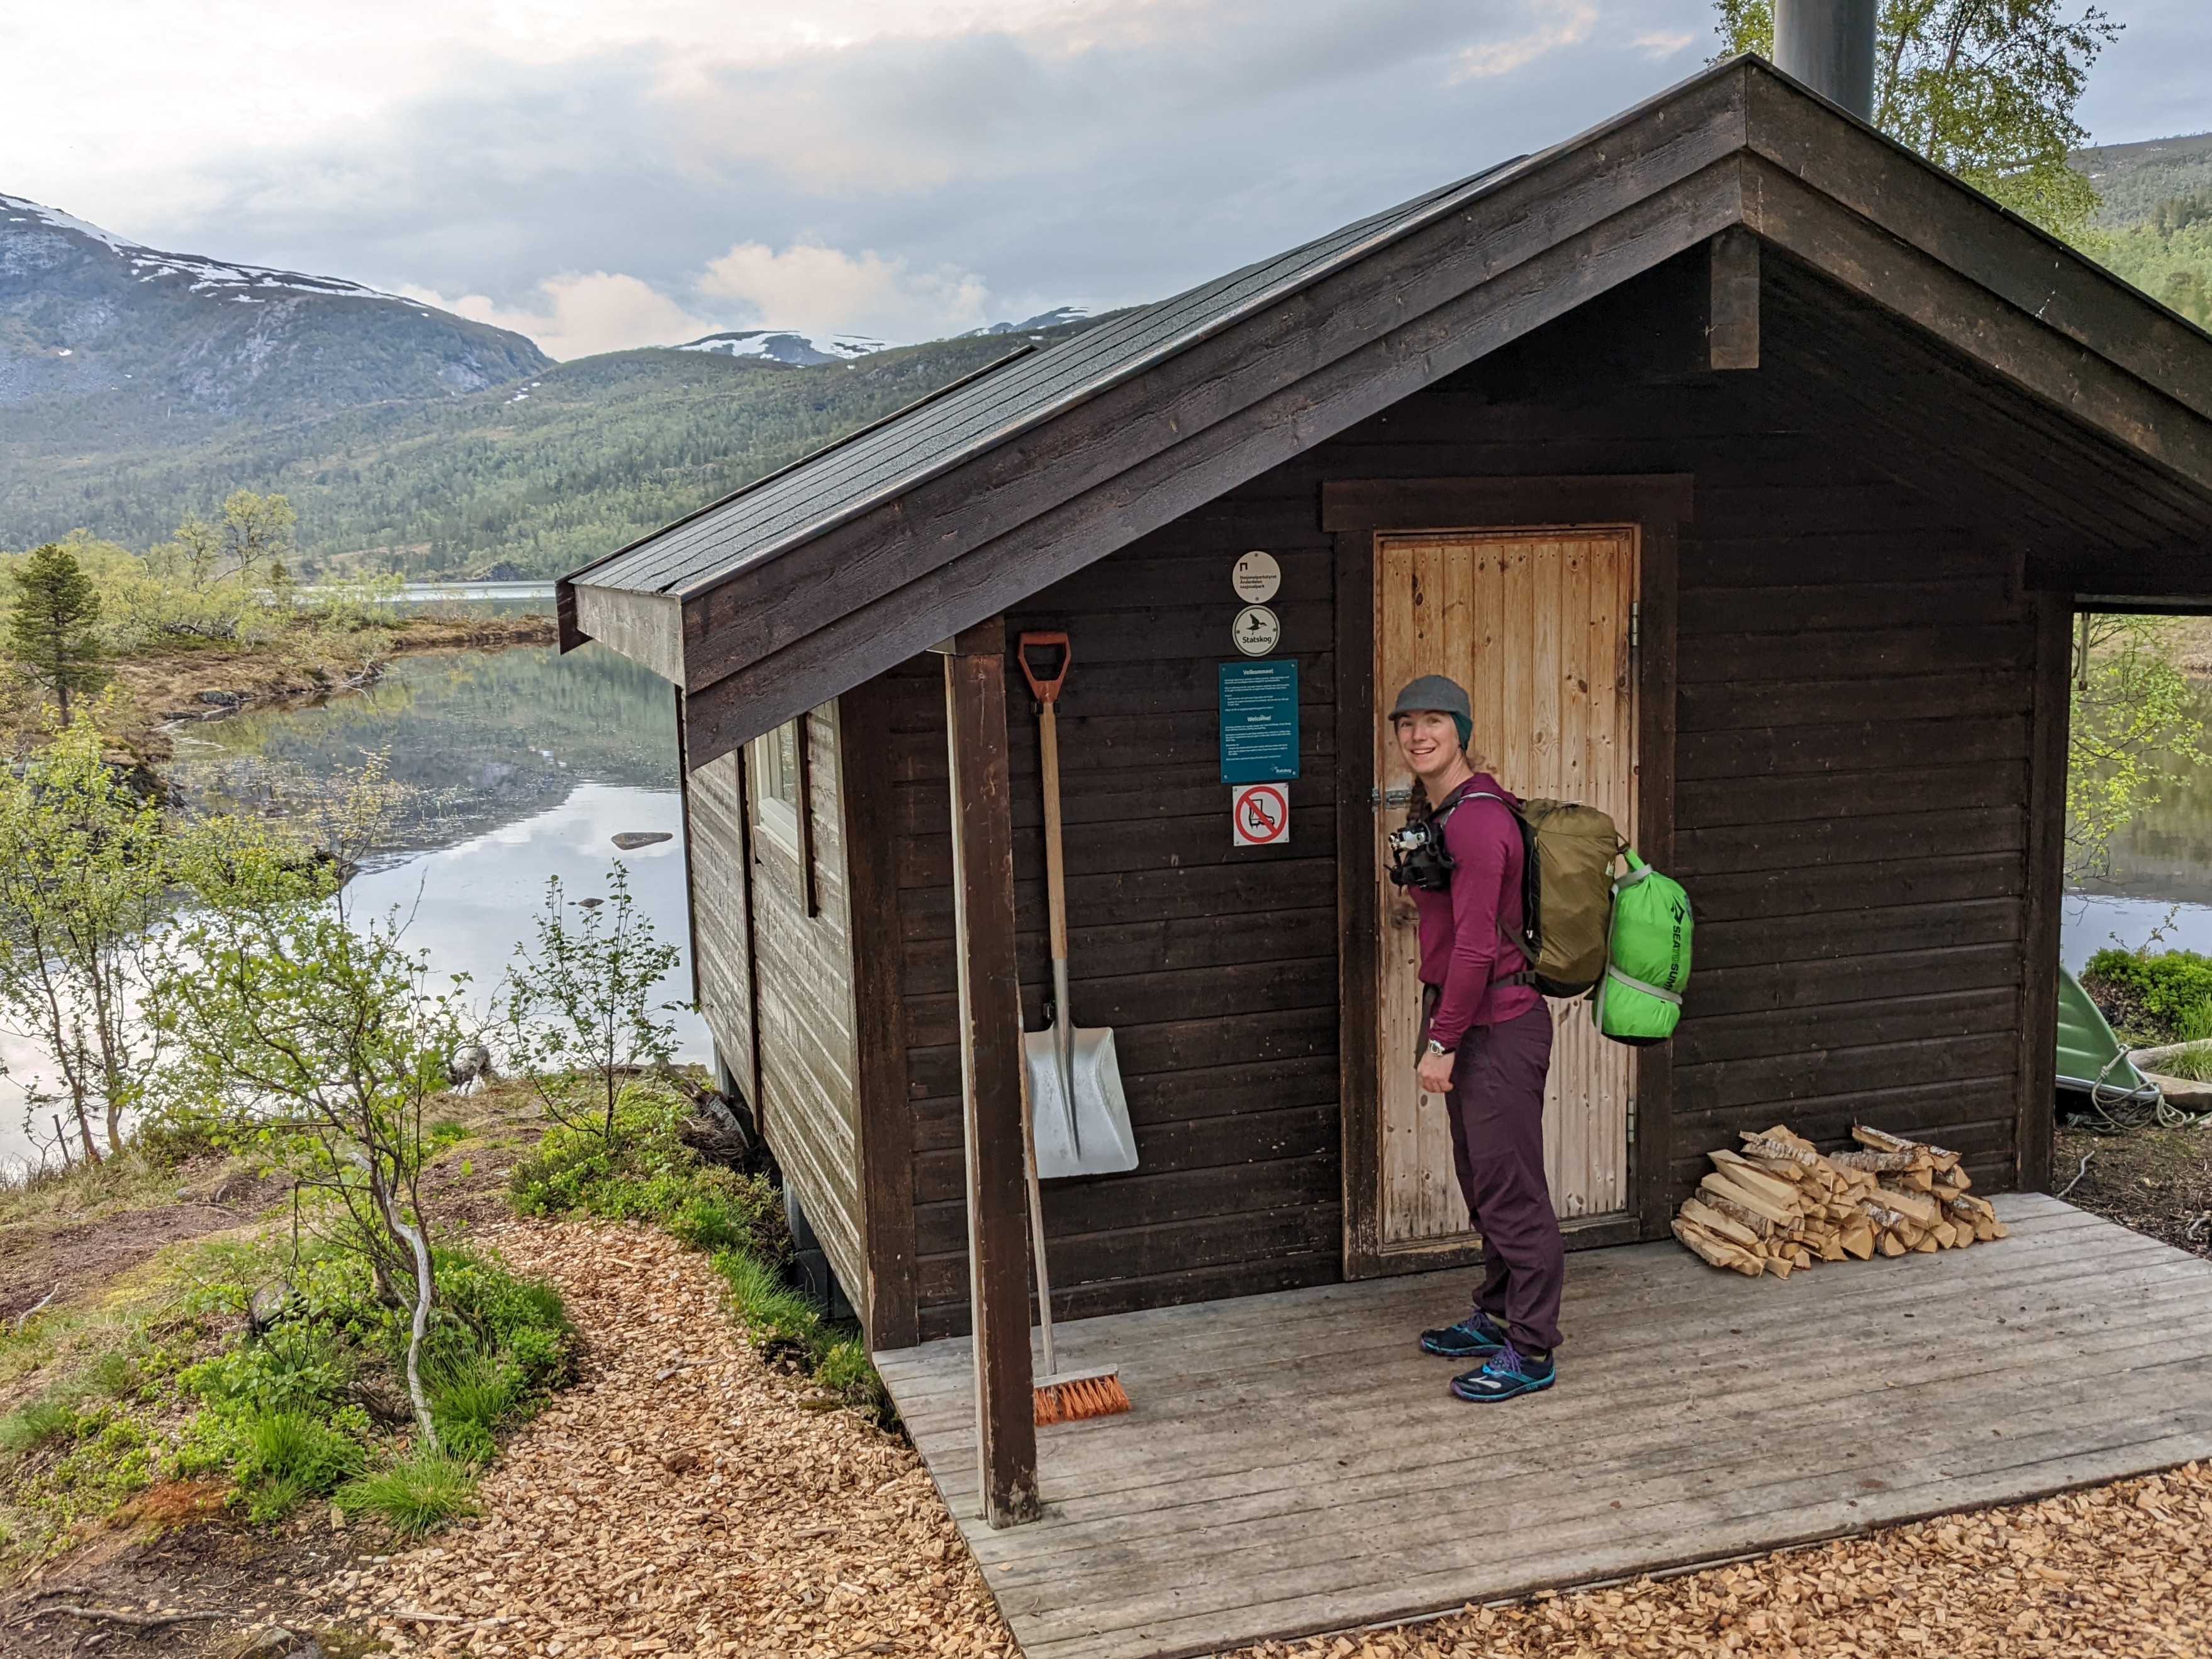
[874, 1195, 2212, 1659]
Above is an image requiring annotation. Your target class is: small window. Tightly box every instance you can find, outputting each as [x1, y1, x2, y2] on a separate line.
[750, 720, 803, 858]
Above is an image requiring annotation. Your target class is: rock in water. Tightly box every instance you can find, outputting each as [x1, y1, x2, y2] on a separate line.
[611, 831, 673, 850]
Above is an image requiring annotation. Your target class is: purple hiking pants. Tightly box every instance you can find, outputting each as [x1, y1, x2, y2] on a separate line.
[1427, 998, 1563, 1353]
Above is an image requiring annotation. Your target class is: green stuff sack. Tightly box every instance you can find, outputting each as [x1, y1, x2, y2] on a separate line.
[1594, 851, 1692, 1045]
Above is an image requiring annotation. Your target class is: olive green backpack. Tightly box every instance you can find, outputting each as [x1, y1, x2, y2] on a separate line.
[1467, 794, 1692, 1042]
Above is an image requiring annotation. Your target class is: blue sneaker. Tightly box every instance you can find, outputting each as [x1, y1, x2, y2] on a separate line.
[1419, 1310, 1511, 1358]
[1450, 1342, 1556, 1402]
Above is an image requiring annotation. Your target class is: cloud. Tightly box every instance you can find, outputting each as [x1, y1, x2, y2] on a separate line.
[405, 272, 718, 359]
[697, 241, 990, 339]
[1451, 2, 1597, 81]
[18, 0, 1740, 355]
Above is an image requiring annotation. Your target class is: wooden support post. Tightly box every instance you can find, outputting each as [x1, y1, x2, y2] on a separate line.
[1707, 227, 1761, 371]
[2018, 588, 2072, 1193]
[938, 618, 1042, 1529]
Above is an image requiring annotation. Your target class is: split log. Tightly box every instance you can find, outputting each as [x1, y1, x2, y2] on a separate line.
[1679, 1198, 1761, 1250]
[1675, 1122, 2006, 1279]
[1673, 1217, 1762, 1276]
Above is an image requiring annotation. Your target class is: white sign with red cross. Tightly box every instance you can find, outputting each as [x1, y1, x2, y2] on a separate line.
[1231, 783, 1290, 847]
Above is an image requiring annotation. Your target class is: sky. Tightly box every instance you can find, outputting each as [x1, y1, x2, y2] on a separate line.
[4, 0, 2209, 360]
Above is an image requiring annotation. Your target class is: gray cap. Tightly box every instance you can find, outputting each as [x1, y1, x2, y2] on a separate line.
[1388, 674, 1472, 724]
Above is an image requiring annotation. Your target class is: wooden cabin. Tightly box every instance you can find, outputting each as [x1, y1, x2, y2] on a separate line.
[562, 57, 2212, 1523]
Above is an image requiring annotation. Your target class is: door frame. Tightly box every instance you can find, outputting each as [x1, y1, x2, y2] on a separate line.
[1325, 475, 1692, 1280]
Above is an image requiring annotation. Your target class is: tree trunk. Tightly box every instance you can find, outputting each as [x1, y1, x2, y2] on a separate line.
[382, 1190, 441, 1453]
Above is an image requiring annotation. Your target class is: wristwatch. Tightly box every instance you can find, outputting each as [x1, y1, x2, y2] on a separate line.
[1426, 1039, 1453, 1058]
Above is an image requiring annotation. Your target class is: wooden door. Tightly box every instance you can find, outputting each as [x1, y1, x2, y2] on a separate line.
[1373, 528, 1639, 1254]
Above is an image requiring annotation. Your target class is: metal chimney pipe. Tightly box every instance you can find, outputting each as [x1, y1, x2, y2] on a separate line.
[1774, 0, 1877, 121]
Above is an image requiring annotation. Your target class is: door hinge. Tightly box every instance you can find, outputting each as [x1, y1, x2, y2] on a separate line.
[1626, 1099, 1637, 1148]
[1370, 786, 1414, 810]
[1630, 600, 1641, 655]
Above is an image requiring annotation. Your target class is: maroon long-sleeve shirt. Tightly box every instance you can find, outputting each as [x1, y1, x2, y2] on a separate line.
[1412, 773, 1543, 1048]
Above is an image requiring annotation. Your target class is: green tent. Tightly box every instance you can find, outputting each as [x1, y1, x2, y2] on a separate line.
[2056, 966, 2160, 1107]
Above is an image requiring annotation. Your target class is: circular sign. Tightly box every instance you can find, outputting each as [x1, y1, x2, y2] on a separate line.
[1232, 783, 1290, 846]
[1232, 604, 1281, 656]
[1232, 550, 1281, 604]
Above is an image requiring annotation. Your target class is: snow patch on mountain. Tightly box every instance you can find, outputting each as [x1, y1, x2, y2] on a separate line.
[675, 330, 885, 366]
[960, 307, 1089, 337]
[0, 193, 427, 307]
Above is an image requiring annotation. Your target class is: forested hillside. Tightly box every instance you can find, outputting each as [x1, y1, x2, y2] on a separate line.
[0, 322, 1098, 579]
[2078, 133, 2212, 328]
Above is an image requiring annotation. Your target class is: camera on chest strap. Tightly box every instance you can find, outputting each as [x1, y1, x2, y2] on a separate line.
[1387, 817, 1456, 891]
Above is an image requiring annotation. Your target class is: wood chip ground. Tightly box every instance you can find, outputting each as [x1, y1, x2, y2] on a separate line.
[1222, 1464, 2212, 1658]
[337, 1218, 2209, 1658]
[337, 1219, 1017, 1658]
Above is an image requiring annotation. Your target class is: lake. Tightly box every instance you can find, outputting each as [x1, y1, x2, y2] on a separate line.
[0, 642, 705, 1171]
[2064, 678, 2212, 969]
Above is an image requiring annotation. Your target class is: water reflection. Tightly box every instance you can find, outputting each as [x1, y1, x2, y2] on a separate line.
[2066, 679, 2212, 969]
[1, 644, 705, 1171]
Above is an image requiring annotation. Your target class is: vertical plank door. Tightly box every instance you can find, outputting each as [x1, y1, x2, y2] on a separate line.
[1373, 529, 1639, 1253]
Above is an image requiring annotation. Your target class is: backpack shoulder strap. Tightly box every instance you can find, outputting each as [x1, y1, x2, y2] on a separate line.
[1439, 788, 1537, 977]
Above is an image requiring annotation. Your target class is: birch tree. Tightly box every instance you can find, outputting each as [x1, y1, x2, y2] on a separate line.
[0, 718, 170, 1160]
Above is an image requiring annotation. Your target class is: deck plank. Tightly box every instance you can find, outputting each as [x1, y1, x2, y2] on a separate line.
[876, 1197, 2212, 1659]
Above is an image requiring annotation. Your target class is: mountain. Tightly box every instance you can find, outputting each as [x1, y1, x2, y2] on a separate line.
[0, 192, 550, 447]
[963, 307, 1090, 337]
[0, 316, 1111, 579]
[676, 330, 886, 366]
[2078, 133, 2212, 232]
[2074, 134, 2212, 330]
[0, 191, 1114, 576]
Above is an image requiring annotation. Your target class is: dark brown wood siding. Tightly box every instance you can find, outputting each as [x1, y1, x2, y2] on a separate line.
[746, 704, 869, 1304]
[688, 751, 756, 1109]
[883, 484, 1346, 1341]
[736, 245, 2060, 1339]
[1666, 496, 2033, 1195]
[1299, 247, 2041, 1202]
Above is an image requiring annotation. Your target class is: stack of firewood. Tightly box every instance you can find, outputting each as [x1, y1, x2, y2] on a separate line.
[1671, 1124, 2009, 1280]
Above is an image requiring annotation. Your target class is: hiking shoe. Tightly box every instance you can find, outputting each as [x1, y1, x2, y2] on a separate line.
[1450, 1343, 1556, 1402]
[1419, 1310, 1511, 1358]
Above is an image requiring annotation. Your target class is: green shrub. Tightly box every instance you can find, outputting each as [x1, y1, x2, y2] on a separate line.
[181, 1321, 354, 1417]
[336, 1450, 481, 1536]
[2084, 947, 2212, 1044]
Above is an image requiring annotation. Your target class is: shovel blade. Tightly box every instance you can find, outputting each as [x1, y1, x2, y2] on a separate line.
[1024, 1024, 1139, 1178]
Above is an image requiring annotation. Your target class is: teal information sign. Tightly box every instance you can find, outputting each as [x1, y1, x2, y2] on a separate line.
[1219, 661, 1300, 783]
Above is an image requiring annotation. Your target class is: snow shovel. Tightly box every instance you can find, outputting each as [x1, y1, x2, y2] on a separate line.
[1017, 632, 1139, 1179]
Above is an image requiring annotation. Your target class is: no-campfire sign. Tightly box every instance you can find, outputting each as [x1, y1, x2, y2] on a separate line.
[1231, 783, 1290, 847]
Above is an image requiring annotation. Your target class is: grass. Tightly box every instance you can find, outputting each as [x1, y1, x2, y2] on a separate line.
[0, 1110, 576, 1565]
[508, 1076, 889, 1417]
[336, 1449, 482, 1536]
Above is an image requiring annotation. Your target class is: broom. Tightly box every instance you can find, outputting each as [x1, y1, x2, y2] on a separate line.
[1020, 1061, 1130, 1424]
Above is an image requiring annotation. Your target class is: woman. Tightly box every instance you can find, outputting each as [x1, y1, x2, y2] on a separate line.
[1390, 673, 1564, 1402]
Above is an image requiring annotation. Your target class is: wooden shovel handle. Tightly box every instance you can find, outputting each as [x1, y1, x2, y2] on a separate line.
[1017, 632, 1071, 705]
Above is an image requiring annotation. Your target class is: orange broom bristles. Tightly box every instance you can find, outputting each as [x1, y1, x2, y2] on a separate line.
[1033, 1371, 1131, 1425]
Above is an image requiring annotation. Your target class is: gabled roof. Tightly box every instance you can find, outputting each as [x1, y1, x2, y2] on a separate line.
[563, 54, 2212, 766]
[569, 159, 1527, 606]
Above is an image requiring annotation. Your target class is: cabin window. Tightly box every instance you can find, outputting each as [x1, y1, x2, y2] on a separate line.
[751, 720, 804, 857]
[748, 717, 818, 913]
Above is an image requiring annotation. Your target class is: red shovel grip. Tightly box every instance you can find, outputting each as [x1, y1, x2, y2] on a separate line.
[1018, 631, 1072, 705]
